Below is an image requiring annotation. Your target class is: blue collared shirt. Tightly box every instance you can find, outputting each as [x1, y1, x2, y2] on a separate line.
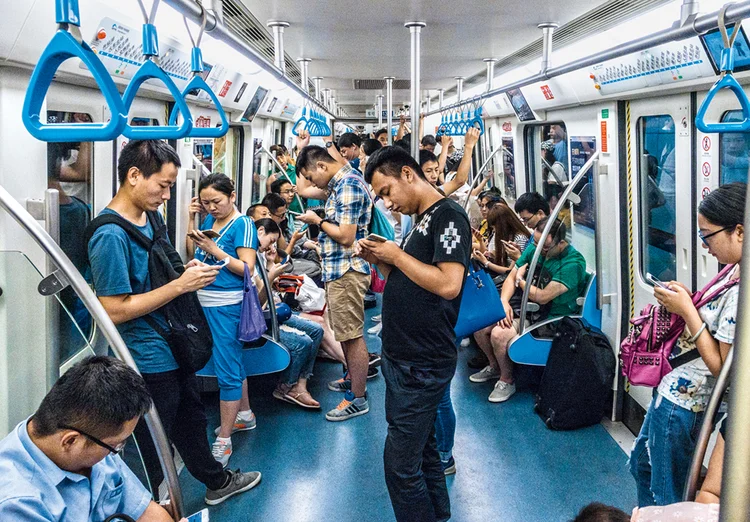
[0, 419, 152, 521]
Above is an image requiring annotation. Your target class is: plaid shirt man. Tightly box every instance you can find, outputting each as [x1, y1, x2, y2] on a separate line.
[319, 163, 372, 282]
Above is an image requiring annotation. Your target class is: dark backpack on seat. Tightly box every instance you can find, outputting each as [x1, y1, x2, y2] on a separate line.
[534, 316, 616, 430]
[85, 211, 213, 373]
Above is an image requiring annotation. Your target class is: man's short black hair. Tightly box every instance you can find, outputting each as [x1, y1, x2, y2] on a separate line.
[421, 135, 437, 148]
[535, 216, 566, 243]
[514, 191, 550, 216]
[362, 138, 382, 157]
[419, 149, 438, 167]
[246, 204, 267, 218]
[31, 356, 152, 440]
[393, 139, 410, 151]
[261, 193, 287, 214]
[117, 140, 181, 184]
[271, 177, 292, 194]
[296, 145, 336, 176]
[365, 146, 425, 183]
[338, 132, 362, 149]
[374, 128, 388, 139]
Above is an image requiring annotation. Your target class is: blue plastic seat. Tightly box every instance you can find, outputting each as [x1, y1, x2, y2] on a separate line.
[507, 273, 601, 366]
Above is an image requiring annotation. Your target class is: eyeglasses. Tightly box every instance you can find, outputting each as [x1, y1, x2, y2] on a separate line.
[280, 189, 295, 195]
[272, 211, 287, 218]
[59, 424, 126, 455]
[699, 225, 735, 246]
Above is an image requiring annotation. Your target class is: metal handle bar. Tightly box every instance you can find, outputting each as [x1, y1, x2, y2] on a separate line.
[0, 184, 184, 520]
[517, 150, 600, 335]
[460, 145, 514, 212]
[683, 348, 733, 501]
[259, 148, 306, 212]
[255, 255, 280, 341]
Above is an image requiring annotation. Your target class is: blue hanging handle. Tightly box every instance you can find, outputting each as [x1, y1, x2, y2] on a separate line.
[696, 5, 750, 133]
[22, 0, 127, 141]
[468, 106, 485, 135]
[123, 0, 192, 139]
[168, 12, 229, 138]
[292, 106, 310, 136]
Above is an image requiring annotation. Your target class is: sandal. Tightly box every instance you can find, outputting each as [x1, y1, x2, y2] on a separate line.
[284, 390, 321, 409]
[273, 386, 293, 404]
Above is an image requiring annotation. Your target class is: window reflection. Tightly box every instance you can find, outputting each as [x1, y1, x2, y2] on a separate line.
[46, 112, 94, 361]
[720, 111, 750, 185]
[527, 122, 569, 205]
[638, 115, 676, 281]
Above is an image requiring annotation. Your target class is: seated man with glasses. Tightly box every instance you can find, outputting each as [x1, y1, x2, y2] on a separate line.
[0, 356, 183, 521]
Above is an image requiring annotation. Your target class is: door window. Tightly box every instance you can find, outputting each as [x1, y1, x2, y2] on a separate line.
[719, 110, 750, 185]
[637, 115, 676, 281]
[525, 122, 569, 205]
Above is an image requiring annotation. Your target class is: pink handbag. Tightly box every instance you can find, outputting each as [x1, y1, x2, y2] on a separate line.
[620, 264, 738, 387]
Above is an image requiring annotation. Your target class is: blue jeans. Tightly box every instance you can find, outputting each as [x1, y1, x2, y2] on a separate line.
[629, 394, 704, 507]
[279, 314, 323, 385]
[434, 383, 455, 462]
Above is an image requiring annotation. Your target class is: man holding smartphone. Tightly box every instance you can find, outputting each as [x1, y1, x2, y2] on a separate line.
[295, 139, 373, 422]
[358, 146, 471, 522]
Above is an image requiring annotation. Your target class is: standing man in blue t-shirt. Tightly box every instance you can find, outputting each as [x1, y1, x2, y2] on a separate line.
[88, 140, 260, 506]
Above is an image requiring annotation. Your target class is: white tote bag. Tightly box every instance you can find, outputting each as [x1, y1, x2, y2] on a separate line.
[297, 275, 326, 312]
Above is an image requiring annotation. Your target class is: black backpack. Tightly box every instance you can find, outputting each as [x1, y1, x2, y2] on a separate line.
[534, 316, 616, 430]
[85, 211, 213, 373]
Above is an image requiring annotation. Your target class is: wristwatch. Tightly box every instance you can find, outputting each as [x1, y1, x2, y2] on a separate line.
[325, 141, 334, 148]
[320, 217, 333, 227]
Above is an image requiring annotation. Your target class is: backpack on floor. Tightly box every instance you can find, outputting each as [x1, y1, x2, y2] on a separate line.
[535, 316, 616, 430]
[85, 211, 213, 373]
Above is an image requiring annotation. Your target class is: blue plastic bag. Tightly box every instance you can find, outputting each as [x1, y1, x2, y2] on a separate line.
[238, 263, 267, 342]
[454, 262, 506, 339]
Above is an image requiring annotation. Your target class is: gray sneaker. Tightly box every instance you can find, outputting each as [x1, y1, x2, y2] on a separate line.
[325, 396, 369, 422]
[327, 376, 352, 393]
[469, 365, 500, 383]
[488, 380, 516, 403]
[213, 412, 256, 436]
[205, 469, 262, 506]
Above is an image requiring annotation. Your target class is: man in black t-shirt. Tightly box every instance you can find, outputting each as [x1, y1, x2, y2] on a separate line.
[360, 147, 471, 522]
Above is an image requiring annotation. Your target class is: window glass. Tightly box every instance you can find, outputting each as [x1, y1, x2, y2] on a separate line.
[637, 115, 676, 281]
[501, 137, 516, 200]
[212, 128, 243, 209]
[46, 111, 95, 362]
[252, 138, 266, 204]
[526, 123, 569, 206]
[719, 110, 750, 185]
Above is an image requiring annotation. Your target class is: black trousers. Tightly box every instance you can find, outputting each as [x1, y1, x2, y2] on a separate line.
[382, 356, 457, 522]
[133, 369, 227, 494]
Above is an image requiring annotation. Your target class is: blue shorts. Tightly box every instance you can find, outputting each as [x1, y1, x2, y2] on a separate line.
[203, 303, 245, 401]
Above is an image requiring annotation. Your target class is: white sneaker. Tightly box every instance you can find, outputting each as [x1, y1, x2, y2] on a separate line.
[372, 314, 382, 323]
[469, 365, 500, 383]
[488, 380, 516, 403]
[212, 438, 233, 468]
[367, 322, 383, 335]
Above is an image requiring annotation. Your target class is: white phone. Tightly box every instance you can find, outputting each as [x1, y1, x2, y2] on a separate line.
[218, 256, 231, 267]
[187, 508, 209, 522]
[365, 233, 388, 243]
[646, 272, 670, 290]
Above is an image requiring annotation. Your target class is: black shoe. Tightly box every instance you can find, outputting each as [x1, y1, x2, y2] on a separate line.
[368, 352, 381, 367]
[367, 366, 379, 379]
[467, 351, 489, 370]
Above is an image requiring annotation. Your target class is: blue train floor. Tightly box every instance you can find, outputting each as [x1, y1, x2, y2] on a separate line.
[178, 305, 638, 521]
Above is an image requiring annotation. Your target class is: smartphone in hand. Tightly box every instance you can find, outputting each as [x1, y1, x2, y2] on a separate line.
[646, 272, 671, 290]
[365, 233, 388, 243]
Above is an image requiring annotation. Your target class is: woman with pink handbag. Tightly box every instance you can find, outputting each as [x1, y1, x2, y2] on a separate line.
[629, 183, 745, 507]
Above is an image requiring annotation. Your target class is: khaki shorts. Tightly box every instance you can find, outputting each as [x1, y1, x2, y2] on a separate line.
[325, 269, 370, 342]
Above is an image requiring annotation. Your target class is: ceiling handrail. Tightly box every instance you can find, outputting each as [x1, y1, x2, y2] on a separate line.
[21, 0, 127, 142]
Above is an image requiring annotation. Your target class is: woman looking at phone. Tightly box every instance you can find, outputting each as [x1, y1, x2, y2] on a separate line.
[629, 182, 744, 507]
[187, 173, 259, 468]
[471, 204, 530, 279]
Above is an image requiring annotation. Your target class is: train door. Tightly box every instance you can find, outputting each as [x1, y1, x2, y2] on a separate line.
[624, 94, 694, 429]
[694, 89, 750, 289]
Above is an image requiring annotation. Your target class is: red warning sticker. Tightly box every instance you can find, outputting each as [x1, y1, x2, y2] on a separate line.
[702, 162, 711, 177]
[702, 136, 711, 152]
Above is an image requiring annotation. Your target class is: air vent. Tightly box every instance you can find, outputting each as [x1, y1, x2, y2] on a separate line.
[353, 79, 411, 90]
[437, 0, 673, 101]
[221, 0, 315, 92]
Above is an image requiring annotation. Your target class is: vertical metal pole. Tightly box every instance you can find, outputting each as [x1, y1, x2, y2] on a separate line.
[323, 88, 331, 110]
[455, 77, 465, 102]
[312, 77, 323, 101]
[425, 94, 432, 114]
[377, 95, 384, 128]
[297, 58, 311, 93]
[406, 22, 425, 160]
[266, 20, 290, 73]
[484, 58, 497, 92]
[438, 88, 444, 109]
[44, 189, 60, 388]
[538, 22, 558, 75]
[681, 0, 700, 24]
[385, 77, 395, 145]
[720, 183, 750, 521]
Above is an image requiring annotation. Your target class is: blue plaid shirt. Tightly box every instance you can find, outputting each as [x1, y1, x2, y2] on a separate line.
[320, 164, 372, 282]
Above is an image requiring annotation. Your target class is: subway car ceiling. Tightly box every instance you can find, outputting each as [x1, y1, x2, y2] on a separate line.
[5, 0, 750, 126]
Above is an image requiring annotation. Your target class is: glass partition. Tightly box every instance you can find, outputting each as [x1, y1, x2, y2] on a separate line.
[720, 110, 750, 185]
